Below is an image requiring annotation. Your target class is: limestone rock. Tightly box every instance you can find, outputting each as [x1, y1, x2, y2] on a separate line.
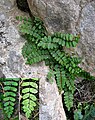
[75, 1, 95, 76]
[39, 69, 67, 120]
[27, 0, 80, 33]
[0, 70, 5, 78]
[0, 0, 16, 10]
[27, 0, 95, 76]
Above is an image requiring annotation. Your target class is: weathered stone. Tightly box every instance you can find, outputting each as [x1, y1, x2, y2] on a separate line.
[0, 0, 16, 10]
[75, 1, 95, 76]
[7, 51, 24, 73]
[0, 70, 5, 78]
[27, 0, 95, 76]
[27, 0, 80, 33]
[39, 68, 67, 120]
[0, 4, 33, 78]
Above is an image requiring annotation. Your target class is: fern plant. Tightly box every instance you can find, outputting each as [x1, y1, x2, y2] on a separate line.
[83, 105, 95, 120]
[74, 109, 83, 120]
[21, 78, 38, 119]
[3, 78, 20, 118]
[16, 16, 95, 111]
[74, 104, 95, 120]
[0, 78, 39, 120]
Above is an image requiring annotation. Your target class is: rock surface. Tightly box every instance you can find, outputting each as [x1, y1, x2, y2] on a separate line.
[0, 0, 66, 120]
[27, 0, 95, 76]
[39, 67, 66, 120]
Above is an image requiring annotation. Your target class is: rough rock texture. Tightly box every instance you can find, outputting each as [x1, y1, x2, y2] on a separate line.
[39, 71, 66, 120]
[0, 70, 5, 78]
[0, 0, 66, 120]
[27, 0, 95, 76]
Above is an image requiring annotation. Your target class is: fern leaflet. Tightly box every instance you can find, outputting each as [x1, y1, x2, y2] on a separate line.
[3, 78, 20, 118]
[21, 78, 38, 119]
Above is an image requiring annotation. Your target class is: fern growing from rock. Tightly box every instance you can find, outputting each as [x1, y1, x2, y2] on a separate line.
[16, 16, 95, 111]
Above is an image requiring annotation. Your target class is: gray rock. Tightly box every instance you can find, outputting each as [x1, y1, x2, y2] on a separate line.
[0, 0, 16, 10]
[0, 13, 6, 22]
[75, 1, 95, 76]
[0, 70, 5, 78]
[7, 51, 24, 73]
[39, 68, 67, 120]
[27, 0, 95, 76]
[27, 0, 80, 33]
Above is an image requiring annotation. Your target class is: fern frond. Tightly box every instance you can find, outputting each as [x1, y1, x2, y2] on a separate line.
[83, 105, 95, 120]
[21, 78, 38, 119]
[54, 65, 67, 91]
[16, 16, 32, 22]
[64, 90, 74, 111]
[47, 69, 55, 83]
[22, 42, 50, 64]
[52, 33, 80, 47]
[3, 78, 20, 118]
[38, 36, 59, 49]
[50, 49, 67, 66]
[65, 77, 75, 94]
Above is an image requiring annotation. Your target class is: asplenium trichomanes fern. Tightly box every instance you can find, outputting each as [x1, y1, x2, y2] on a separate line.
[74, 104, 95, 120]
[3, 78, 20, 118]
[21, 78, 38, 119]
[83, 105, 95, 120]
[16, 16, 95, 111]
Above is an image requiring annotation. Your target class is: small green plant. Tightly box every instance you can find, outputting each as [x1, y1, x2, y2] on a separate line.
[74, 109, 83, 120]
[16, 16, 95, 112]
[3, 78, 20, 118]
[21, 78, 38, 119]
[74, 103, 84, 120]
[74, 103, 95, 120]
[0, 78, 39, 120]
[83, 104, 95, 120]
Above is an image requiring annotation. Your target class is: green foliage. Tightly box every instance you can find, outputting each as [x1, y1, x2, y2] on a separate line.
[22, 42, 50, 65]
[74, 103, 95, 120]
[64, 90, 74, 111]
[17, 16, 95, 112]
[3, 78, 20, 118]
[83, 105, 95, 120]
[21, 78, 38, 119]
[37, 32, 79, 49]
[47, 69, 55, 83]
[74, 109, 83, 120]
[0, 78, 39, 120]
